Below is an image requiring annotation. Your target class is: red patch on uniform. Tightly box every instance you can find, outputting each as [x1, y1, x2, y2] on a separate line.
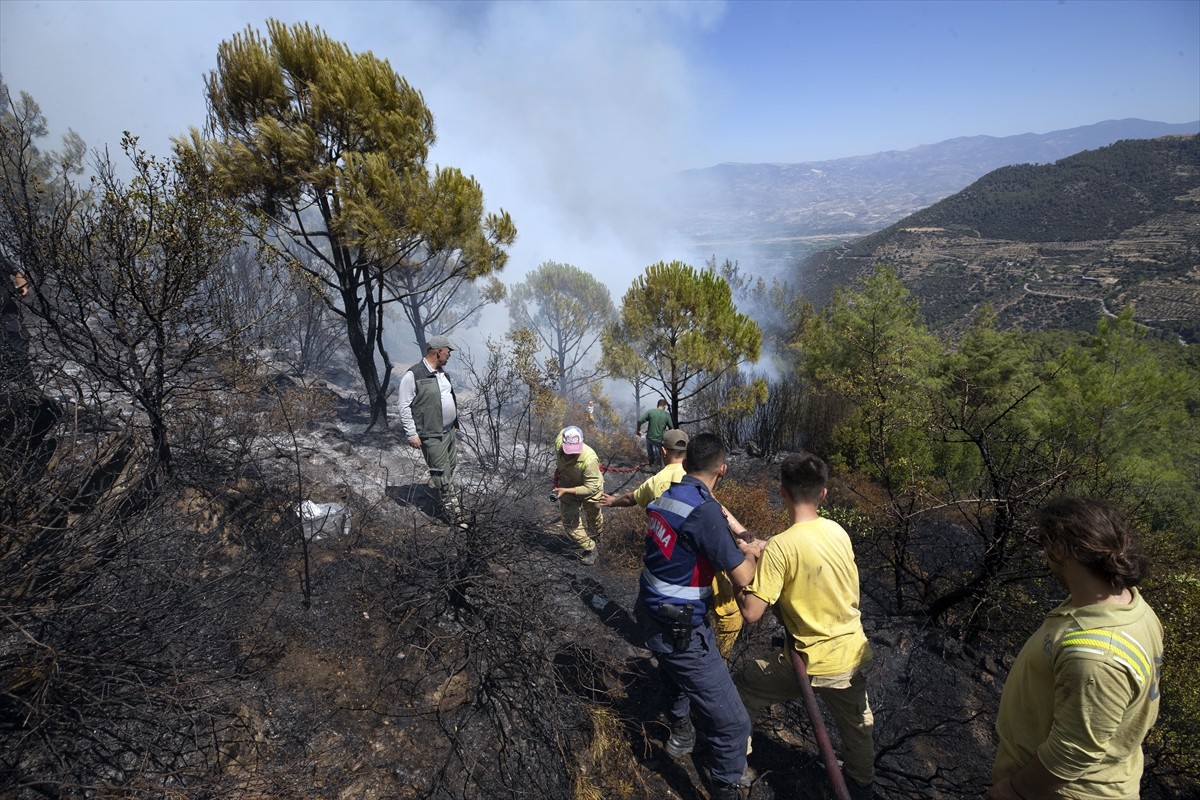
[647, 511, 676, 559]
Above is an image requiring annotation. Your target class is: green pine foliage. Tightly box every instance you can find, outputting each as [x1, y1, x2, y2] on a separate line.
[789, 268, 1199, 785]
[508, 261, 616, 398]
[187, 19, 516, 427]
[603, 260, 765, 426]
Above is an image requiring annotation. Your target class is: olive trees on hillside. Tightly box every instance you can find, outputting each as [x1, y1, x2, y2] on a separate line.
[190, 19, 516, 428]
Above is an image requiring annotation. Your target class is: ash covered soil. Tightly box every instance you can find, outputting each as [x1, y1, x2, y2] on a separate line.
[197, 388, 1031, 800]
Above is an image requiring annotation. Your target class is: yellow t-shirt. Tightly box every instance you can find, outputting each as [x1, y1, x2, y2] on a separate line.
[992, 589, 1163, 799]
[746, 516, 871, 676]
[632, 462, 685, 508]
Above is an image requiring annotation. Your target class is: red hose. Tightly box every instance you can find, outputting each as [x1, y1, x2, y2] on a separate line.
[790, 647, 852, 800]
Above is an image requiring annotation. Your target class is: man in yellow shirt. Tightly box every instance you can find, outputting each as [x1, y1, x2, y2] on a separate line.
[988, 497, 1163, 800]
[599, 429, 688, 509]
[735, 453, 875, 799]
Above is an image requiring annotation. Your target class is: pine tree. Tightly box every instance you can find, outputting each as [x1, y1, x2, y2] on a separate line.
[605, 260, 763, 426]
[508, 261, 615, 398]
[187, 20, 515, 427]
[796, 265, 941, 610]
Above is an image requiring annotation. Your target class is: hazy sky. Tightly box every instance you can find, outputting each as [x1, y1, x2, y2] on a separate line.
[2, 0, 1197, 328]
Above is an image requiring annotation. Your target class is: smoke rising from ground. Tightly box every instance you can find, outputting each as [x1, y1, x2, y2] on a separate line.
[371, 1, 726, 360]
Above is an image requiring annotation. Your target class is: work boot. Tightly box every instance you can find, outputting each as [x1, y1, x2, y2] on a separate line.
[736, 765, 758, 788]
[842, 771, 875, 800]
[664, 715, 695, 758]
[709, 782, 746, 800]
[580, 544, 599, 566]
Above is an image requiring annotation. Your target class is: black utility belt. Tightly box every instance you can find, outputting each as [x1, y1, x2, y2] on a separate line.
[652, 602, 699, 652]
[652, 602, 696, 625]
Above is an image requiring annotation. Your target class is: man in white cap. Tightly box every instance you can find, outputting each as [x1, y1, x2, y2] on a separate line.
[552, 425, 604, 564]
[398, 334, 462, 523]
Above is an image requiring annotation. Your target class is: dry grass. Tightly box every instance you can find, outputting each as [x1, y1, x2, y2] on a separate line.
[574, 706, 646, 800]
[719, 477, 789, 538]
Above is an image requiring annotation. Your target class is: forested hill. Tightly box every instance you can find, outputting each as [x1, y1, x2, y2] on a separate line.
[799, 135, 1200, 341]
[892, 134, 1200, 242]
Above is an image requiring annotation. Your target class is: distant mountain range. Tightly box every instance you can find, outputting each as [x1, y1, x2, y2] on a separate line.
[669, 119, 1200, 272]
[801, 134, 1200, 343]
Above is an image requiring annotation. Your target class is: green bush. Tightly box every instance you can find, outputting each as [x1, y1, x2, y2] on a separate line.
[1145, 568, 1200, 782]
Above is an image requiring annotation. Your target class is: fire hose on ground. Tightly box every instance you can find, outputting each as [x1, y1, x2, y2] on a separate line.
[789, 645, 853, 800]
[593, 454, 852, 797]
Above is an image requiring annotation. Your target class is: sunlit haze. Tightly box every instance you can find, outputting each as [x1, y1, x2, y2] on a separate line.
[2, 0, 1197, 356]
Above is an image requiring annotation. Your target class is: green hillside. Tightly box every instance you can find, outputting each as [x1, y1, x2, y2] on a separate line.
[886, 135, 1199, 243]
[803, 135, 1200, 341]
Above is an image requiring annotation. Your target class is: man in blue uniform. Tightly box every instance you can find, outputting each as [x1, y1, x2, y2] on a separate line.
[635, 432, 761, 800]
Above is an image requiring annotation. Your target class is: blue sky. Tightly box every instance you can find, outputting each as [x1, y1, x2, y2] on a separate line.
[697, 0, 1198, 162]
[2, 1, 1196, 165]
[2, 0, 1197, 325]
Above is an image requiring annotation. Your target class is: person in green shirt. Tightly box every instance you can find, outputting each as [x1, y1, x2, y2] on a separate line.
[636, 398, 672, 468]
[988, 497, 1163, 800]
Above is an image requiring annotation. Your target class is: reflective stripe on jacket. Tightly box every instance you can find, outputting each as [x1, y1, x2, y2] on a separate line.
[640, 479, 717, 624]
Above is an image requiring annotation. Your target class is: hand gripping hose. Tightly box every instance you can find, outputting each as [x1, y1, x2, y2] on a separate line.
[789, 646, 852, 800]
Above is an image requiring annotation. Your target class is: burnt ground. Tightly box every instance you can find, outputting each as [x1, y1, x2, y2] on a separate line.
[16, 386, 1184, 800]
[194, 395, 1018, 800]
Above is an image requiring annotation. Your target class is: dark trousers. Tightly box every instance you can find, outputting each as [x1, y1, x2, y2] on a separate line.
[646, 438, 663, 467]
[637, 605, 750, 786]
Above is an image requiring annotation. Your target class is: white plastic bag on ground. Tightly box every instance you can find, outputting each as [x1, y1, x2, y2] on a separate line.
[298, 500, 350, 541]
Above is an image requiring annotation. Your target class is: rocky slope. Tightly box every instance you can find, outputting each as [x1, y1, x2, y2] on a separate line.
[799, 135, 1200, 340]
